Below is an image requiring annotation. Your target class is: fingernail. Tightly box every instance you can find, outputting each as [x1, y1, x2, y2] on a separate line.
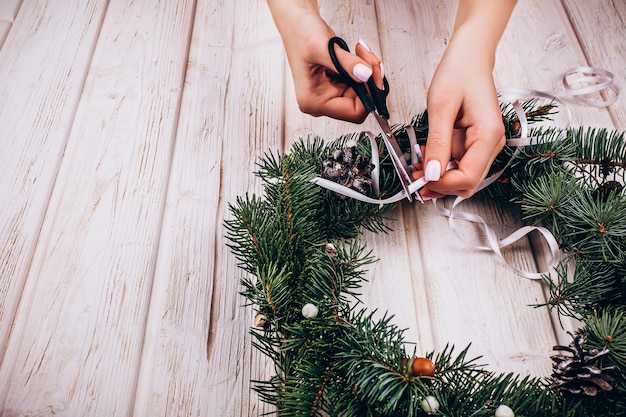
[379, 61, 385, 79]
[358, 38, 372, 52]
[424, 160, 441, 182]
[421, 196, 433, 202]
[353, 63, 372, 82]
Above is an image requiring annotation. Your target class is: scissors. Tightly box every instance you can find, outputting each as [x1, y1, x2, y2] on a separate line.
[328, 36, 421, 203]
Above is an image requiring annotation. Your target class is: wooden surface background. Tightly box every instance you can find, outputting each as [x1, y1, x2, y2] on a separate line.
[0, 0, 623, 415]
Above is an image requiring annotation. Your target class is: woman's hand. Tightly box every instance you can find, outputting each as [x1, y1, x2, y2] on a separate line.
[267, 0, 384, 123]
[417, 0, 516, 199]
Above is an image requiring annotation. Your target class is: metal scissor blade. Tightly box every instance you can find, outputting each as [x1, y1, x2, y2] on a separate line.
[372, 113, 419, 202]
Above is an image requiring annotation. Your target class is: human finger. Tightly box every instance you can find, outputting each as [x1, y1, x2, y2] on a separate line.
[325, 42, 373, 84]
[354, 38, 384, 89]
[297, 42, 373, 122]
[422, 97, 459, 184]
[322, 94, 369, 123]
[425, 131, 504, 197]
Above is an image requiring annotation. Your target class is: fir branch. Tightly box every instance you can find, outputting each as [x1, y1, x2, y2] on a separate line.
[537, 259, 621, 320]
[572, 128, 626, 173]
[332, 309, 426, 416]
[225, 194, 276, 274]
[501, 99, 559, 138]
[560, 190, 626, 260]
[299, 239, 375, 307]
[584, 310, 626, 369]
[515, 172, 582, 238]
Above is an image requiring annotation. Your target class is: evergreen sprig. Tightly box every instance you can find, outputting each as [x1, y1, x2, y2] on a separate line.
[538, 259, 621, 320]
[226, 100, 626, 416]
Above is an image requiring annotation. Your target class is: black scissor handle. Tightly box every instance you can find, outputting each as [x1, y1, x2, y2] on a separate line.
[328, 37, 390, 119]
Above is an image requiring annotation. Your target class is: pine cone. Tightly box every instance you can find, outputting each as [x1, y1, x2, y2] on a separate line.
[321, 146, 374, 198]
[594, 180, 624, 201]
[600, 156, 616, 178]
[551, 332, 616, 397]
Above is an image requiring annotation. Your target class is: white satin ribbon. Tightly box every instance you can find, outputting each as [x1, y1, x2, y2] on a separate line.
[433, 198, 561, 280]
[499, 66, 619, 108]
[311, 67, 619, 278]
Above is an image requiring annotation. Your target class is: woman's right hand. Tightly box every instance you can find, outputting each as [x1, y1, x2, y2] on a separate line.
[267, 0, 384, 123]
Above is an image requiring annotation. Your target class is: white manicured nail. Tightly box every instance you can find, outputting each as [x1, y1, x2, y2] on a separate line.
[379, 62, 385, 79]
[353, 64, 372, 82]
[358, 38, 372, 52]
[424, 160, 441, 182]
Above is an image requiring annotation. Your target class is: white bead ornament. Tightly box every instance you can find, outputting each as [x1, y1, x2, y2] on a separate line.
[495, 404, 515, 417]
[324, 242, 338, 257]
[420, 396, 440, 415]
[301, 303, 319, 319]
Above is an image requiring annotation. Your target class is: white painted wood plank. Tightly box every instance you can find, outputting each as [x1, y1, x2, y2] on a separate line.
[0, 0, 25, 49]
[0, 20, 10, 48]
[0, 1, 620, 415]
[133, 0, 282, 415]
[0, 0, 195, 415]
[281, 0, 560, 374]
[412, 199, 555, 375]
[375, 1, 452, 123]
[0, 0, 22, 21]
[561, 0, 626, 129]
[549, 0, 626, 344]
[372, 0, 454, 358]
[0, 0, 107, 391]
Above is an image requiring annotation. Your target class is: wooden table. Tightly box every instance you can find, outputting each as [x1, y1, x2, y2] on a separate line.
[0, 0, 623, 415]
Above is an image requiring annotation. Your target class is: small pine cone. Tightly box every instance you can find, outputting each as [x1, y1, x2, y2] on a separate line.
[343, 146, 357, 165]
[600, 156, 616, 178]
[594, 180, 624, 201]
[320, 146, 375, 197]
[332, 148, 344, 162]
[550, 332, 616, 397]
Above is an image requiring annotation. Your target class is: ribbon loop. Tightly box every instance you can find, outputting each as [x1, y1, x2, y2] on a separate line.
[435, 196, 561, 280]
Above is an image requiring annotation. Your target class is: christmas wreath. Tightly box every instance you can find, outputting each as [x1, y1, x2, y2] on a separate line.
[225, 98, 626, 416]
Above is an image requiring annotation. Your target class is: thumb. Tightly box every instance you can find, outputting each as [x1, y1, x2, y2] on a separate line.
[423, 104, 457, 183]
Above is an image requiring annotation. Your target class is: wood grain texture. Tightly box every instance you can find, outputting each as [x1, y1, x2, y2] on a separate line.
[499, 0, 621, 346]
[286, 0, 426, 347]
[0, 22, 10, 48]
[133, 1, 281, 416]
[0, 0, 22, 21]
[411, 199, 554, 375]
[0, 0, 195, 415]
[0, 0, 107, 392]
[373, 0, 452, 359]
